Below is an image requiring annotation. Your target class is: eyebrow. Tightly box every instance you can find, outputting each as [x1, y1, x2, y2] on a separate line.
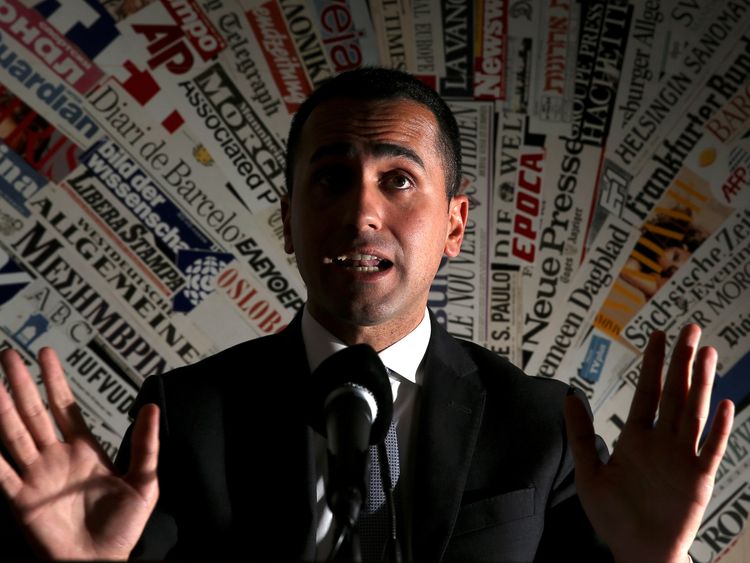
[309, 142, 425, 170]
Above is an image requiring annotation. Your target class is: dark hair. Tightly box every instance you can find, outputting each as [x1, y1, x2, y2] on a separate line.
[284, 67, 462, 199]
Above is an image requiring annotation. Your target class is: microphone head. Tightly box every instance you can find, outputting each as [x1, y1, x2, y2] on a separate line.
[309, 343, 393, 445]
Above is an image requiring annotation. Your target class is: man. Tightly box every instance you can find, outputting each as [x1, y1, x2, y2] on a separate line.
[0, 68, 735, 561]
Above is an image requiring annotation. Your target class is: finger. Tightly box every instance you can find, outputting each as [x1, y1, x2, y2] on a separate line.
[38, 348, 89, 442]
[564, 391, 601, 481]
[125, 403, 160, 503]
[4, 349, 58, 449]
[0, 453, 23, 498]
[699, 399, 734, 476]
[656, 324, 700, 433]
[678, 346, 716, 452]
[0, 350, 40, 466]
[626, 330, 665, 429]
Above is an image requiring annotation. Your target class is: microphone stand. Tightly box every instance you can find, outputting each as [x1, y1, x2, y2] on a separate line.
[325, 452, 365, 562]
[310, 344, 397, 562]
[326, 441, 402, 563]
[328, 521, 361, 562]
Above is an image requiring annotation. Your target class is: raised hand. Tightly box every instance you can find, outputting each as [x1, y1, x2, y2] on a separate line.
[0, 347, 160, 560]
[564, 324, 735, 563]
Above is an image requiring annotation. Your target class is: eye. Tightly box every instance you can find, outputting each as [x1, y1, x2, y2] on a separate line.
[382, 172, 414, 191]
[315, 167, 352, 191]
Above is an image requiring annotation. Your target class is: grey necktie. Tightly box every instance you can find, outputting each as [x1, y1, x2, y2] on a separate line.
[358, 419, 400, 561]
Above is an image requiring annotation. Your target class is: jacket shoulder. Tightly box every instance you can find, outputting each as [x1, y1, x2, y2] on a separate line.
[130, 330, 295, 423]
[456, 338, 571, 406]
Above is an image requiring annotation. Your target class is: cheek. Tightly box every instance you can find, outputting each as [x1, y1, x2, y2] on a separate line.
[291, 217, 319, 264]
[402, 217, 449, 267]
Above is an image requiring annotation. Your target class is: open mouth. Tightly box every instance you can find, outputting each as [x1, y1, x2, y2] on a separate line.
[324, 253, 393, 272]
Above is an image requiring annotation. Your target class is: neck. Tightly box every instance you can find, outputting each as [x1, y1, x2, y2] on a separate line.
[307, 307, 425, 352]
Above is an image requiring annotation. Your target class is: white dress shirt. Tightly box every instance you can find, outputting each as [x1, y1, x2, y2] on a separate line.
[301, 306, 431, 558]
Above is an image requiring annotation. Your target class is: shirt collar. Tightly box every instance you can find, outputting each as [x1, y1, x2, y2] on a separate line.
[301, 307, 431, 385]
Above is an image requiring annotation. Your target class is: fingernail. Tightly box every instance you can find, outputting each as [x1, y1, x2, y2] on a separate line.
[682, 323, 701, 347]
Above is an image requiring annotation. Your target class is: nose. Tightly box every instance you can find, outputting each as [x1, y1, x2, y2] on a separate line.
[340, 176, 383, 233]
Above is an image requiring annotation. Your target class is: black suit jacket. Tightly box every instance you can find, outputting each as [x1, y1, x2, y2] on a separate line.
[117, 311, 611, 562]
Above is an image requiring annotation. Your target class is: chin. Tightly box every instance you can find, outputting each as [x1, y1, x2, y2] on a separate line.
[339, 308, 389, 328]
[333, 301, 400, 328]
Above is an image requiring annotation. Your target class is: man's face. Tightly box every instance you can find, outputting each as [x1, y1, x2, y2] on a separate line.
[282, 97, 467, 343]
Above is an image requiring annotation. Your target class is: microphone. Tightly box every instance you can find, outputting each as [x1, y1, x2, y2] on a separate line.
[309, 344, 393, 528]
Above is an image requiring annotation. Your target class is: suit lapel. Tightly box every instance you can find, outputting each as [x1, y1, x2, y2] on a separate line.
[412, 314, 486, 561]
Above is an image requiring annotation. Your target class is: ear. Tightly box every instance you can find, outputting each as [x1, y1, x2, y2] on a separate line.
[281, 194, 294, 254]
[444, 195, 468, 257]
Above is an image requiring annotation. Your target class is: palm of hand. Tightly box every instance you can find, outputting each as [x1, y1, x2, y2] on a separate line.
[577, 421, 715, 562]
[565, 326, 734, 563]
[0, 348, 160, 560]
[13, 441, 147, 559]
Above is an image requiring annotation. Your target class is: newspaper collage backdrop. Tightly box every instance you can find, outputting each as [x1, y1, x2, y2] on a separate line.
[0, 0, 747, 560]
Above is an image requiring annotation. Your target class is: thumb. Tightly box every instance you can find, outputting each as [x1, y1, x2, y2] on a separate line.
[125, 403, 160, 504]
[564, 389, 601, 481]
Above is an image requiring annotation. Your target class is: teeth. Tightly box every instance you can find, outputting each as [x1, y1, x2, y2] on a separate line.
[324, 252, 391, 271]
[336, 253, 381, 261]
